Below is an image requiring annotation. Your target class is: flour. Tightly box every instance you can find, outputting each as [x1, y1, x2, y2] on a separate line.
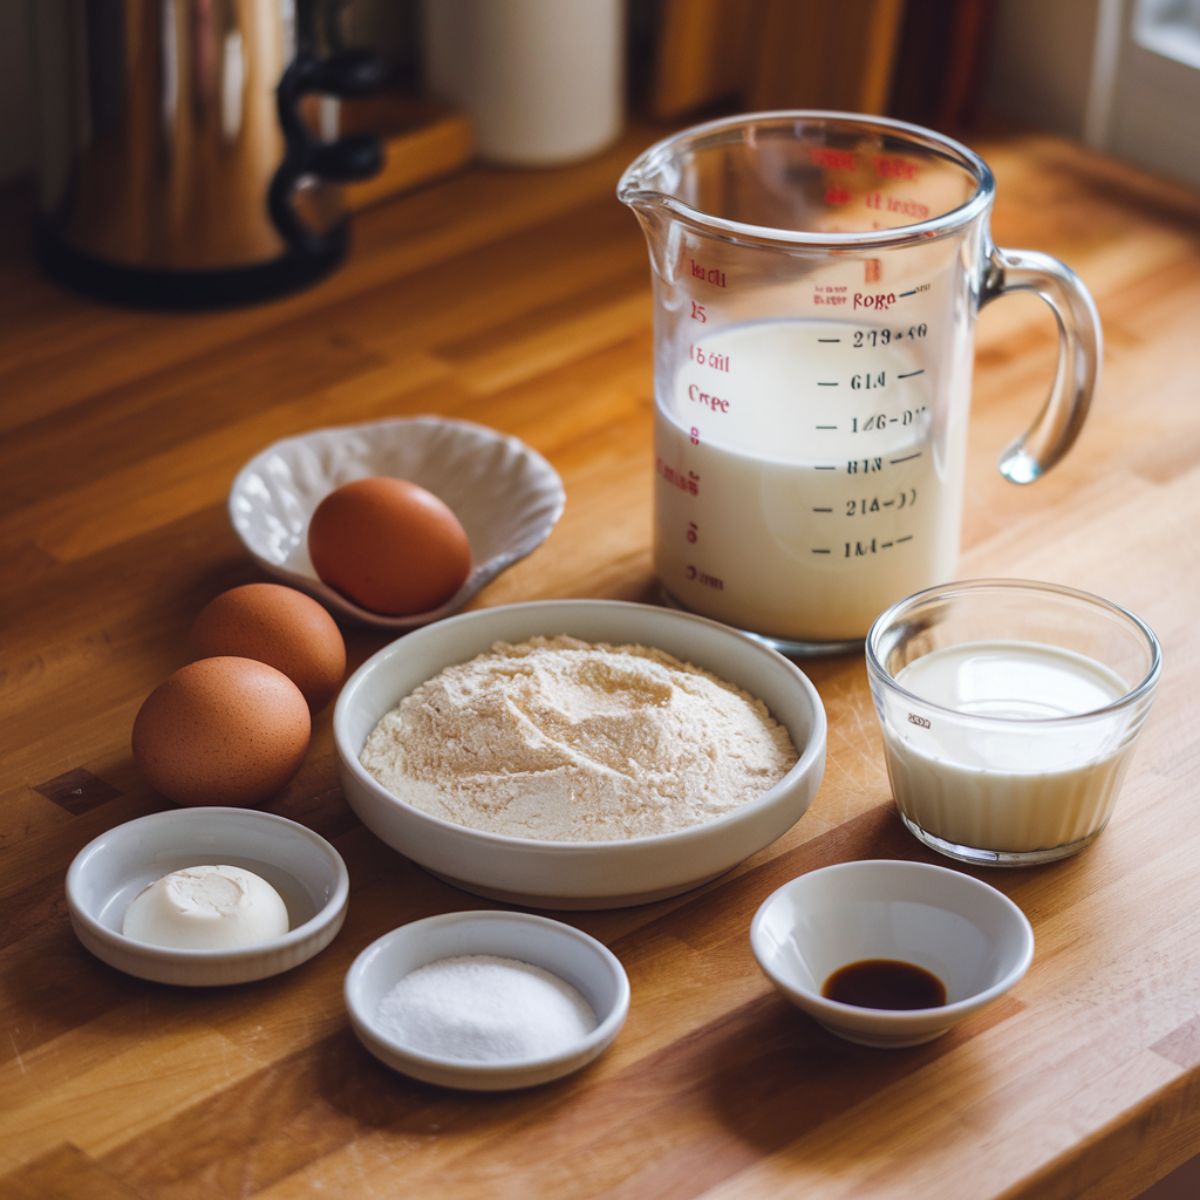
[360, 635, 798, 842]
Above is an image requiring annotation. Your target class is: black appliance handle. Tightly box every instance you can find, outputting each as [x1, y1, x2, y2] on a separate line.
[270, 49, 385, 257]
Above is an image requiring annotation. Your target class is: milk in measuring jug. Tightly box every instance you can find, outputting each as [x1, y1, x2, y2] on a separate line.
[654, 320, 967, 642]
[883, 641, 1134, 854]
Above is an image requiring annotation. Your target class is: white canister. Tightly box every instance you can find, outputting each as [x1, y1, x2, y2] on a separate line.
[423, 0, 625, 166]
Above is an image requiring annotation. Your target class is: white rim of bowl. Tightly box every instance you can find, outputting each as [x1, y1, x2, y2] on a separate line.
[344, 910, 631, 1075]
[333, 599, 828, 852]
[749, 859, 1035, 1025]
[65, 807, 350, 963]
[865, 578, 1162, 726]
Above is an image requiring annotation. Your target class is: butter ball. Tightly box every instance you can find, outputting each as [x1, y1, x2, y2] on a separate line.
[123, 865, 289, 950]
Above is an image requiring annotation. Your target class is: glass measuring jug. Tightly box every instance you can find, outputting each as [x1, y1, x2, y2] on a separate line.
[618, 112, 1101, 654]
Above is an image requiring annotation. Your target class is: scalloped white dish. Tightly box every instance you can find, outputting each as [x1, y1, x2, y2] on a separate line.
[229, 418, 566, 630]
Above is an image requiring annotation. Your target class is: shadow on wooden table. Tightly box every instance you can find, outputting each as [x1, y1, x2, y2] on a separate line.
[703, 988, 1014, 1163]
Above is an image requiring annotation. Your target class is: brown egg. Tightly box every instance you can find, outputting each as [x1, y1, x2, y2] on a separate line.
[307, 476, 472, 616]
[190, 583, 346, 710]
[132, 657, 310, 807]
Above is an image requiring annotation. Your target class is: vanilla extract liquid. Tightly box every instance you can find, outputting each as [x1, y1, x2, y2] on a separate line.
[822, 959, 948, 1010]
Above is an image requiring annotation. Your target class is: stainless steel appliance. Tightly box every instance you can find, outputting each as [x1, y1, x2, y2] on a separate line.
[32, 1, 383, 308]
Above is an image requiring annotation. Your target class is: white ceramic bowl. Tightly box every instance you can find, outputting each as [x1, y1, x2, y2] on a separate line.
[229, 417, 565, 630]
[334, 599, 827, 909]
[750, 860, 1034, 1047]
[66, 808, 349, 986]
[345, 911, 630, 1090]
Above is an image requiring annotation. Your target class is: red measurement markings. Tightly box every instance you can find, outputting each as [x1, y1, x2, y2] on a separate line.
[690, 300, 707, 323]
[687, 384, 730, 413]
[863, 192, 931, 219]
[810, 147, 857, 170]
[689, 426, 700, 445]
[887, 196, 929, 219]
[853, 291, 896, 312]
[690, 344, 730, 371]
[815, 284, 848, 308]
[657, 457, 699, 496]
[686, 521, 698, 544]
[689, 258, 727, 288]
[825, 186, 852, 206]
[874, 156, 918, 180]
[685, 565, 724, 590]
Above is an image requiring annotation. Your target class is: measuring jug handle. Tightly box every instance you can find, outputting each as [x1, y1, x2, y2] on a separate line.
[980, 246, 1102, 485]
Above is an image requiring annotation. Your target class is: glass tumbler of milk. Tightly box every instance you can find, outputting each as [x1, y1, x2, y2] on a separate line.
[866, 579, 1161, 866]
[619, 114, 1102, 653]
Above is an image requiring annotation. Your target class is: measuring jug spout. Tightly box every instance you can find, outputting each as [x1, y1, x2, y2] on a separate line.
[617, 185, 679, 283]
[618, 134, 715, 283]
[625, 208, 681, 284]
[615, 145, 670, 216]
[615, 175, 657, 215]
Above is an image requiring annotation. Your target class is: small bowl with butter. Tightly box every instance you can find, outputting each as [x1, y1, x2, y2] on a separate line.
[866, 579, 1162, 867]
[751, 860, 1034, 1047]
[65, 807, 348, 986]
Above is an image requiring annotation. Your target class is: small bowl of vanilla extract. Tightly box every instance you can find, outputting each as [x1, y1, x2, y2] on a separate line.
[749, 860, 1034, 1047]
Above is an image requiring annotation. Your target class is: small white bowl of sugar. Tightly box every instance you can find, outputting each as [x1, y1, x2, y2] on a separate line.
[344, 911, 630, 1090]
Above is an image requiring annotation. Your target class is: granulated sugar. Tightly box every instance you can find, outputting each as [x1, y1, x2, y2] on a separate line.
[360, 635, 798, 842]
[375, 954, 596, 1062]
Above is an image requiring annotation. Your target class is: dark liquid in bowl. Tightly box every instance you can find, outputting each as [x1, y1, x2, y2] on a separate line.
[822, 959, 946, 1010]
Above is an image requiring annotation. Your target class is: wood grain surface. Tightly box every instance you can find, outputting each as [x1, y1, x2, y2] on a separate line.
[2, 126, 1199, 1200]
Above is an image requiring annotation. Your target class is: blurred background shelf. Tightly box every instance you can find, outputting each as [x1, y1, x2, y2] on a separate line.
[338, 98, 473, 212]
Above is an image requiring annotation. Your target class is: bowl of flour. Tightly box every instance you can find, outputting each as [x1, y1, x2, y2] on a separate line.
[334, 600, 826, 908]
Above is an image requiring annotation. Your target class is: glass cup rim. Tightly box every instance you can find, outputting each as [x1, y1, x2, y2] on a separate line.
[617, 109, 996, 251]
[865, 578, 1163, 727]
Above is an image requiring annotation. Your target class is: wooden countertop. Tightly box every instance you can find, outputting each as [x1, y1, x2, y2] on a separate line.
[2, 127, 1198, 1200]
